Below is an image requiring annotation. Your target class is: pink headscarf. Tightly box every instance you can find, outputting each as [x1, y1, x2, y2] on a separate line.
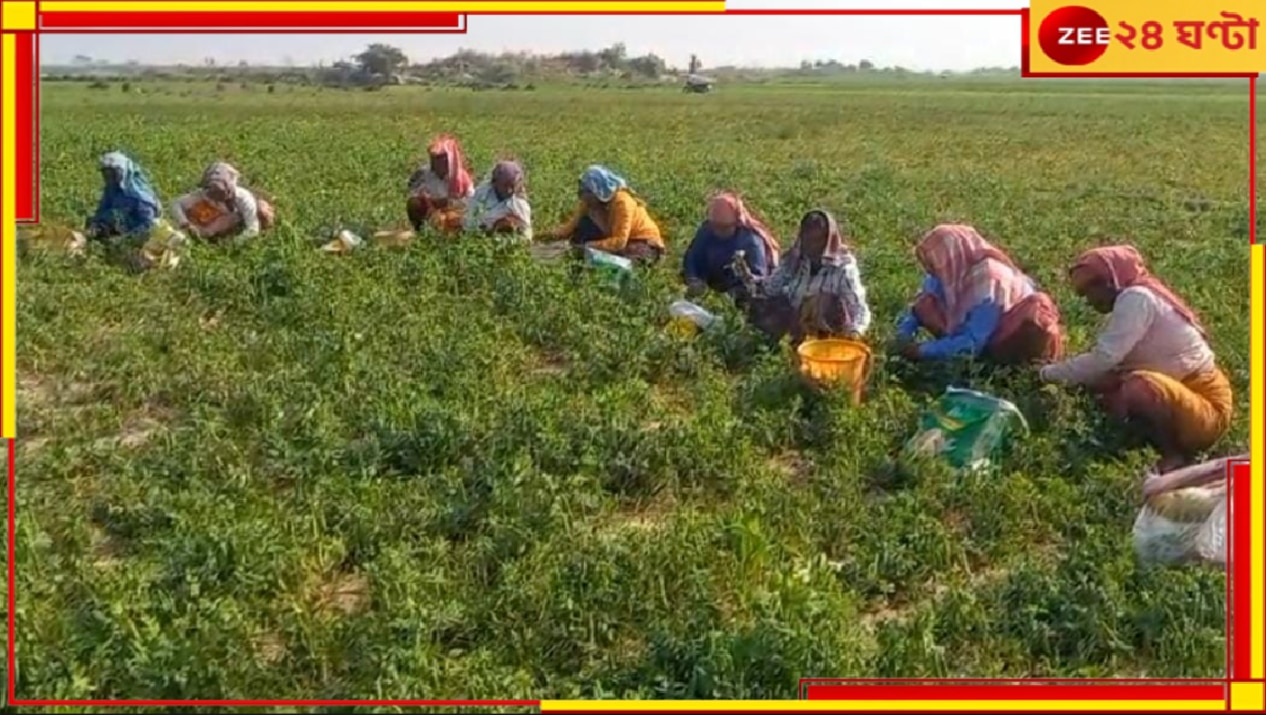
[706, 191, 781, 267]
[491, 160, 526, 196]
[200, 161, 240, 197]
[916, 224, 1029, 331]
[427, 135, 474, 197]
[1070, 245, 1205, 336]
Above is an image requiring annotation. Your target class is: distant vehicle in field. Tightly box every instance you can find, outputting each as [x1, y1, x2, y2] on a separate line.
[683, 74, 714, 93]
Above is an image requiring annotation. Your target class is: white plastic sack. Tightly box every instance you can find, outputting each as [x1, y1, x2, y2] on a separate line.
[68, 230, 88, 256]
[668, 300, 720, 330]
[1195, 498, 1228, 566]
[17, 225, 87, 255]
[1133, 481, 1226, 567]
[584, 246, 632, 272]
[321, 229, 364, 254]
[139, 220, 187, 269]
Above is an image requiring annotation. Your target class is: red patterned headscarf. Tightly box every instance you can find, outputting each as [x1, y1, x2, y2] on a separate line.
[1070, 245, 1205, 336]
[427, 135, 474, 197]
[916, 224, 1028, 331]
[706, 191, 781, 267]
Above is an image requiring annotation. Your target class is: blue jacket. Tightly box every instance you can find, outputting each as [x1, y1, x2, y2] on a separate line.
[90, 152, 162, 237]
[896, 274, 1005, 360]
[682, 223, 770, 293]
[90, 184, 161, 236]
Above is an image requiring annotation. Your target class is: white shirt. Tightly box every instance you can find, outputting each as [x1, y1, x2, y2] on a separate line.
[761, 254, 873, 337]
[1041, 285, 1213, 385]
[408, 169, 473, 207]
[463, 181, 533, 241]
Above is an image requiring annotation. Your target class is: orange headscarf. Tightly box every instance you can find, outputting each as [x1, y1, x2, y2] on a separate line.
[1070, 245, 1205, 336]
[916, 224, 1027, 330]
[427, 135, 474, 198]
[706, 191, 781, 267]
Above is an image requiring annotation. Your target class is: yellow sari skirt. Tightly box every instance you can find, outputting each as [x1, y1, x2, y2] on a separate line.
[1125, 367, 1233, 452]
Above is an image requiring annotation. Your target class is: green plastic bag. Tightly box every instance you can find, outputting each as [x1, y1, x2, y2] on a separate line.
[903, 387, 1028, 472]
[584, 247, 633, 288]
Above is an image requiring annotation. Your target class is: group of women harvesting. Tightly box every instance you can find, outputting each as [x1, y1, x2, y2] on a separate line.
[78, 134, 1234, 476]
[684, 196, 1232, 476]
[689, 197, 1232, 475]
[405, 136, 665, 260]
[86, 152, 275, 246]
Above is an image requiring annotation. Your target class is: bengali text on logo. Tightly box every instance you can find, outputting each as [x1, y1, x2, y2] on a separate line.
[1033, 2, 1261, 72]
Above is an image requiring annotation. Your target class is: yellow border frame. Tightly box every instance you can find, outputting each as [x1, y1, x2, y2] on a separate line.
[3, 31, 15, 439]
[538, 700, 1230, 712]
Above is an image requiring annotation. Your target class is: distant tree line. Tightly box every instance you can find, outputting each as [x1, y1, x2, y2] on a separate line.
[44, 43, 1022, 89]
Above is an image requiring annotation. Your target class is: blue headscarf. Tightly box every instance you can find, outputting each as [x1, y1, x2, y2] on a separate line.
[100, 151, 161, 215]
[578, 165, 628, 203]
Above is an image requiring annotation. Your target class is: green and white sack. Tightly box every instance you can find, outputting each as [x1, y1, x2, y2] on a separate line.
[903, 387, 1029, 473]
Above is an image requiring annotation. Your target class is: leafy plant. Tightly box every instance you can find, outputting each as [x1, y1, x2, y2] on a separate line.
[11, 77, 1245, 704]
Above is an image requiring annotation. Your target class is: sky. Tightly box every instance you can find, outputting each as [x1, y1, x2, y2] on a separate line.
[39, 14, 1021, 72]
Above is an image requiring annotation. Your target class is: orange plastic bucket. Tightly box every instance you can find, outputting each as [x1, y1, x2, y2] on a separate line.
[797, 338, 872, 401]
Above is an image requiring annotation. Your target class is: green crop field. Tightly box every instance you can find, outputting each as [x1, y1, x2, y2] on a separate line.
[10, 78, 1253, 705]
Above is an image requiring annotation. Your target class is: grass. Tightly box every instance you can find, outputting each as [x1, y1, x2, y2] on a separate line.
[9, 78, 1251, 705]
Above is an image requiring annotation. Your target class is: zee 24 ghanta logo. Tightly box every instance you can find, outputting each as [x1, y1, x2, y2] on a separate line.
[1038, 6, 1135, 66]
[1037, 4, 1261, 66]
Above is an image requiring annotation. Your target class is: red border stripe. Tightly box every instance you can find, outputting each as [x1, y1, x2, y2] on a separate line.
[13, 32, 35, 223]
[16, 700, 537, 707]
[1231, 461, 1252, 679]
[723, 8, 1020, 14]
[40, 11, 463, 30]
[804, 685, 1227, 701]
[1020, 7, 1031, 75]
